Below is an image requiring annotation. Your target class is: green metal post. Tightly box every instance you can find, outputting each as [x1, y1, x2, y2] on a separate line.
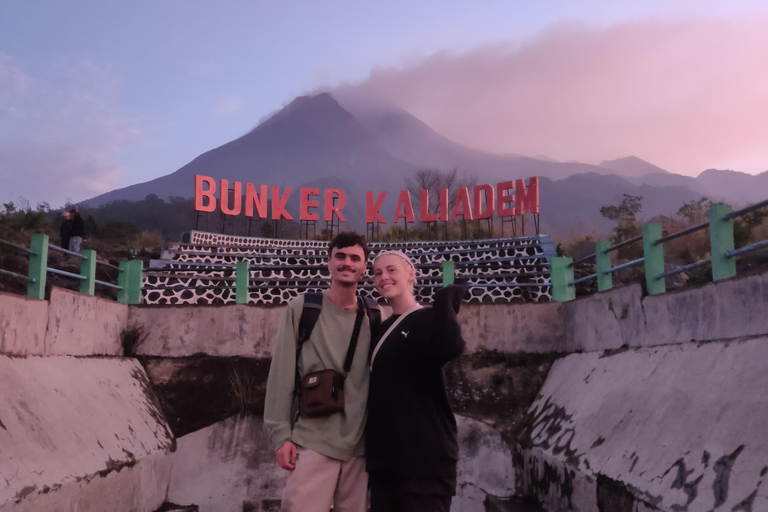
[27, 233, 48, 300]
[117, 260, 143, 305]
[442, 260, 455, 286]
[643, 223, 666, 295]
[236, 260, 250, 304]
[550, 257, 575, 302]
[709, 204, 736, 281]
[595, 240, 612, 292]
[79, 249, 96, 295]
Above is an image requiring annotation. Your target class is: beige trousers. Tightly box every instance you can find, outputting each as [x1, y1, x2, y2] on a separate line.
[281, 448, 368, 512]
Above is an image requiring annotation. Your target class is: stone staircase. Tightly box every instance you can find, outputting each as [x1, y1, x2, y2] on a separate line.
[142, 230, 555, 306]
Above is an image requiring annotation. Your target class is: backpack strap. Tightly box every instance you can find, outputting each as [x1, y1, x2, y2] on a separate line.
[295, 293, 323, 400]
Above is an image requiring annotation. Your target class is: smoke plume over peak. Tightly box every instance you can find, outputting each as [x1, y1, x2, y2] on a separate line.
[334, 17, 768, 176]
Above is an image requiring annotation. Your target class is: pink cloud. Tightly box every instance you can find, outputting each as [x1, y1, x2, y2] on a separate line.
[339, 17, 768, 176]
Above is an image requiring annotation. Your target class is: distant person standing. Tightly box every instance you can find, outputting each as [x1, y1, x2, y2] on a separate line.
[59, 211, 71, 252]
[69, 209, 85, 253]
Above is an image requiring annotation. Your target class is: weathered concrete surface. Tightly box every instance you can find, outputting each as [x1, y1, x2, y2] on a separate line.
[460, 302, 566, 353]
[0, 292, 48, 355]
[562, 284, 645, 352]
[44, 287, 128, 355]
[519, 337, 768, 512]
[3, 451, 173, 512]
[166, 415, 285, 512]
[454, 415, 516, 511]
[130, 305, 283, 357]
[639, 272, 768, 347]
[167, 414, 516, 512]
[0, 355, 175, 511]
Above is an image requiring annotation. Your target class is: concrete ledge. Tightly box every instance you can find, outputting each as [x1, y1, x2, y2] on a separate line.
[640, 272, 768, 347]
[563, 284, 644, 352]
[44, 287, 128, 356]
[0, 356, 175, 511]
[0, 292, 48, 356]
[460, 301, 565, 353]
[519, 337, 768, 511]
[130, 305, 282, 358]
[123, 271, 768, 357]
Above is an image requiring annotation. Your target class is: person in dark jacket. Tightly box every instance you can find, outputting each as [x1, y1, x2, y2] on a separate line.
[367, 250, 468, 512]
[68, 209, 85, 253]
[59, 211, 71, 252]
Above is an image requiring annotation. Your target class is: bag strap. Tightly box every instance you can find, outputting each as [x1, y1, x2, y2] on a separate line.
[342, 297, 366, 377]
[369, 304, 422, 370]
[363, 296, 381, 342]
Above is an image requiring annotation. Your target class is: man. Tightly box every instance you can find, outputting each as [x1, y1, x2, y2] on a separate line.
[59, 211, 71, 252]
[264, 232, 374, 512]
[68, 209, 85, 253]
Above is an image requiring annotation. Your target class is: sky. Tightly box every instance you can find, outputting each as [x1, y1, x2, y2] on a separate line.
[1, 0, 767, 207]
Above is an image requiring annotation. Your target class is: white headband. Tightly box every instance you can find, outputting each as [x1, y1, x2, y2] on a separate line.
[373, 250, 416, 274]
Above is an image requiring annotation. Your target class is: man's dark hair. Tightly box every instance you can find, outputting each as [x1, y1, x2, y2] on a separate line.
[328, 232, 370, 260]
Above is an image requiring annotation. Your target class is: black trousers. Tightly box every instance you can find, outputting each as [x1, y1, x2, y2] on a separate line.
[369, 473, 454, 512]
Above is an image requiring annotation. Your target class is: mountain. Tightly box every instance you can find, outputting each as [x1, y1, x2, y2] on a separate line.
[599, 156, 670, 177]
[336, 97, 619, 182]
[539, 173, 701, 236]
[85, 93, 416, 206]
[696, 169, 768, 205]
[81, 92, 764, 238]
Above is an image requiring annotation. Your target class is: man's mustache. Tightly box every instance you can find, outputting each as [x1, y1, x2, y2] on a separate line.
[337, 265, 355, 272]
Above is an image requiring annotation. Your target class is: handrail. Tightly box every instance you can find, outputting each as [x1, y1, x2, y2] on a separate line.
[654, 221, 709, 246]
[0, 267, 35, 282]
[604, 234, 643, 253]
[0, 238, 37, 256]
[48, 243, 87, 259]
[722, 198, 768, 221]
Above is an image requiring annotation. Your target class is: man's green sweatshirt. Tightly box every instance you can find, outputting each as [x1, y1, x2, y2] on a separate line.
[263, 292, 372, 461]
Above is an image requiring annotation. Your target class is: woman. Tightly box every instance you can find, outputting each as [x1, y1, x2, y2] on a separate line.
[366, 250, 468, 512]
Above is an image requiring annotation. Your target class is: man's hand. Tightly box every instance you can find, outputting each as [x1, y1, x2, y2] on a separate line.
[276, 441, 298, 470]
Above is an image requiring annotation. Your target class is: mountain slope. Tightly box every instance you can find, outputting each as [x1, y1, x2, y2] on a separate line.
[84, 93, 417, 206]
[599, 156, 670, 177]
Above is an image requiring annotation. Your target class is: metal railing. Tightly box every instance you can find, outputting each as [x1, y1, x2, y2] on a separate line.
[0, 234, 137, 303]
[550, 200, 768, 301]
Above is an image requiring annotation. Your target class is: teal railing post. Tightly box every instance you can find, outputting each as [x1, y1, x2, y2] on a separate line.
[27, 233, 49, 300]
[643, 222, 666, 295]
[441, 260, 455, 286]
[236, 260, 250, 304]
[709, 204, 736, 281]
[550, 257, 575, 302]
[79, 249, 97, 295]
[117, 260, 143, 304]
[595, 240, 612, 292]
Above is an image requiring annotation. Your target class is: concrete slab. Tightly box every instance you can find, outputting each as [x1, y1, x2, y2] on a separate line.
[166, 415, 285, 512]
[562, 284, 644, 352]
[519, 337, 768, 512]
[640, 272, 768, 347]
[0, 355, 175, 511]
[0, 292, 48, 356]
[130, 305, 282, 358]
[44, 287, 128, 355]
[459, 302, 566, 354]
